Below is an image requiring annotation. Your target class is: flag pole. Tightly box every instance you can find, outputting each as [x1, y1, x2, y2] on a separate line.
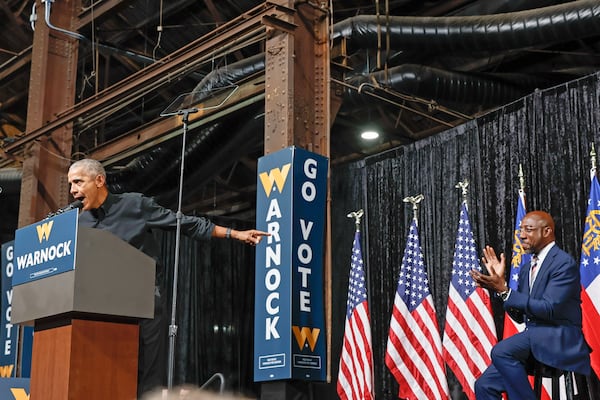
[455, 179, 469, 205]
[518, 163, 525, 192]
[403, 192, 429, 320]
[347, 209, 364, 232]
[591, 143, 597, 177]
[403, 194, 424, 224]
[386, 195, 451, 399]
[444, 177, 497, 398]
[338, 208, 374, 400]
[503, 165, 531, 349]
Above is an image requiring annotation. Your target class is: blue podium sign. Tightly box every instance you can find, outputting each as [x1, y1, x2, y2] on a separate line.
[254, 146, 328, 382]
[13, 209, 79, 286]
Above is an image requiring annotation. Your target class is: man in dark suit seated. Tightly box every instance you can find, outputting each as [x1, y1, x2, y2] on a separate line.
[470, 210, 590, 400]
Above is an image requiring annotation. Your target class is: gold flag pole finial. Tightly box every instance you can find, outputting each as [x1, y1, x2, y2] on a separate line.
[347, 209, 364, 232]
[591, 143, 597, 176]
[455, 179, 469, 203]
[403, 194, 424, 222]
[518, 164, 525, 191]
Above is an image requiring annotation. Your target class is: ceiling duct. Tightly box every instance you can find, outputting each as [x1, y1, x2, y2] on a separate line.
[332, 0, 600, 53]
[183, 0, 600, 110]
[0, 168, 21, 194]
[342, 64, 551, 107]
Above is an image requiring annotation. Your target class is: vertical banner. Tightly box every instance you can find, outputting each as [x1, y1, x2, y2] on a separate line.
[254, 146, 328, 382]
[0, 241, 18, 378]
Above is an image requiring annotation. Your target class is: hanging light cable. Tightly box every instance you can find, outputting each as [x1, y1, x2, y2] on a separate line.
[152, 0, 164, 60]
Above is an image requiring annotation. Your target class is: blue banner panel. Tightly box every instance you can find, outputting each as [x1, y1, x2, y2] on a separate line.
[255, 147, 294, 381]
[13, 209, 79, 286]
[0, 242, 18, 377]
[0, 378, 30, 399]
[290, 148, 327, 381]
[254, 147, 328, 382]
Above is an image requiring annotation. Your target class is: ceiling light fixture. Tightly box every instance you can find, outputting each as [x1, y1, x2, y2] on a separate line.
[361, 130, 379, 140]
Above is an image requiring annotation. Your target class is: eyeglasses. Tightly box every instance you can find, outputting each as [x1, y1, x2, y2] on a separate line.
[517, 225, 547, 234]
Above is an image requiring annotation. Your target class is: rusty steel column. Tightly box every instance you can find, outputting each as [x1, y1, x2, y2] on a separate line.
[263, 0, 332, 395]
[18, 0, 80, 227]
[264, 1, 330, 157]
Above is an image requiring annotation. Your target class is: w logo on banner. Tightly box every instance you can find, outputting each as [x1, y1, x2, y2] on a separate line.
[36, 221, 54, 243]
[259, 164, 291, 196]
[292, 326, 320, 352]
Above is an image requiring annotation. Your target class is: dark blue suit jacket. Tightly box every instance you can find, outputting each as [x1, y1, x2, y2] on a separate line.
[504, 244, 590, 375]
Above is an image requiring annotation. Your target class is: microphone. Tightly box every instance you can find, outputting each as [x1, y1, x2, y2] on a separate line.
[46, 200, 84, 219]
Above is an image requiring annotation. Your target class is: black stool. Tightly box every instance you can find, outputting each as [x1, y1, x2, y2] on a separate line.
[533, 362, 593, 400]
[533, 362, 574, 399]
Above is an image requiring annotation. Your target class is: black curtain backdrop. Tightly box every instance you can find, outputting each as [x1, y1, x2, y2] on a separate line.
[158, 72, 600, 399]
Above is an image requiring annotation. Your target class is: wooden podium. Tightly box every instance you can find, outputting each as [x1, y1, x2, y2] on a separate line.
[12, 227, 155, 400]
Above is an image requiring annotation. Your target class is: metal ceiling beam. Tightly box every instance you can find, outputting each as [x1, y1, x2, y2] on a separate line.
[83, 0, 198, 45]
[0, 46, 32, 81]
[0, 0, 32, 49]
[76, 0, 128, 28]
[88, 76, 266, 165]
[3, 2, 281, 156]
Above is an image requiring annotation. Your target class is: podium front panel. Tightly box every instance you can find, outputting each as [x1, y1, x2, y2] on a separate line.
[12, 227, 155, 324]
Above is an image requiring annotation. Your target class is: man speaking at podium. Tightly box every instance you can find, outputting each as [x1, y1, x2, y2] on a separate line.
[67, 158, 268, 396]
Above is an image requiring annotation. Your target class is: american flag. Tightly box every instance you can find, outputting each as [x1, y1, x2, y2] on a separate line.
[504, 190, 530, 338]
[338, 230, 374, 400]
[579, 174, 600, 378]
[385, 218, 449, 399]
[442, 202, 497, 400]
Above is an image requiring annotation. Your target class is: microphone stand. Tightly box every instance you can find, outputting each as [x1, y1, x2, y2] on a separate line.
[166, 107, 198, 389]
[160, 87, 236, 389]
